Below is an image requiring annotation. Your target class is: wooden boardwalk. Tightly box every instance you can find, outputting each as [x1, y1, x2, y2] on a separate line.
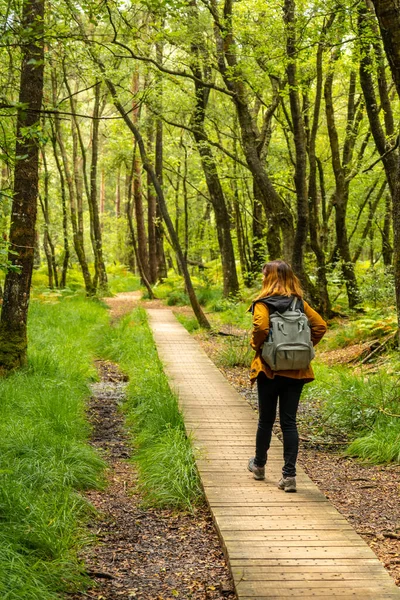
[147, 308, 400, 599]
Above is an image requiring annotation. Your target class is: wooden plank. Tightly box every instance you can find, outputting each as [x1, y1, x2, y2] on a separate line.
[236, 580, 400, 596]
[222, 531, 362, 542]
[225, 545, 377, 560]
[231, 564, 389, 580]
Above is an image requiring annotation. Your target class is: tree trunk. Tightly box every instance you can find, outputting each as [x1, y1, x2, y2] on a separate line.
[352, 180, 387, 262]
[306, 16, 335, 316]
[147, 115, 158, 284]
[189, 24, 240, 297]
[0, 0, 44, 370]
[50, 123, 69, 288]
[358, 4, 398, 196]
[382, 192, 393, 266]
[283, 0, 309, 291]
[251, 191, 265, 275]
[324, 58, 362, 308]
[90, 81, 108, 292]
[39, 146, 58, 288]
[370, 0, 400, 333]
[155, 39, 168, 281]
[132, 71, 150, 283]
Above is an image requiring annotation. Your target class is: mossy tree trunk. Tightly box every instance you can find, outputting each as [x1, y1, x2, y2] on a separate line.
[0, 0, 44, 371]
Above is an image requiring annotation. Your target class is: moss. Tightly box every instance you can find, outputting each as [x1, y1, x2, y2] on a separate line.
[0, 324, 27, 372]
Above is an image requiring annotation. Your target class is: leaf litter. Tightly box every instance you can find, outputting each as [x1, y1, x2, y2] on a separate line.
[69, 294, 236, 600]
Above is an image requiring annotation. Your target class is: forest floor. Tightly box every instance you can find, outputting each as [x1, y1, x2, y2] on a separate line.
[73, 294, 399, 598]
[71, 292, 236, 600]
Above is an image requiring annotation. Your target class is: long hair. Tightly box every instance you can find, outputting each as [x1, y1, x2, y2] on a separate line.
[255, 260, 303, 299]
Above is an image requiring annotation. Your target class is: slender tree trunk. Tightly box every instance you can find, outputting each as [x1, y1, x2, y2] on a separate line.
[251, 191, 265, 275]
[107, 82, 210, 328]
[126, 190, 155, 299]
[284, 0, 309, 290]
[0, 0, 44, 370]
[382, 192, 393, 266]
[370, 0, 400, 333]
[358, 4, 398, 195]
[306, 16, 335, 315]
[155, 39, 168, 281]
[50, 124, 69, 288]
[189, 21, 240, 297]
[132, 71, 150, 282]
[90, 81, 108, 292]
[147, 115, 158, 284]
[39, 146, 58, 288]
[133, 147, 150, 282]
[352, 181, 387, 262]
[324, 59, 362, 308]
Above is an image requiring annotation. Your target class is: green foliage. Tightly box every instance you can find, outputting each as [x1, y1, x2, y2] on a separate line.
[0, 297, 107, 598]
[347, 427, 400, 463]
[166, 289, 189, 306]
[324, 310, 397, 350]
[216, 334, 252, 368]
[107, 264, 141, 294]
[97, 308, 202, 509]
[360, 266, 396, 307]
[306, 364, 400, 463]
[134, 427, 202, 508]
[174, 313, 201, 333]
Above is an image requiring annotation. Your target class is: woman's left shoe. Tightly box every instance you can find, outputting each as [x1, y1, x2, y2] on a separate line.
[278, 476, 296, 492]
[248, 458, 265, 480]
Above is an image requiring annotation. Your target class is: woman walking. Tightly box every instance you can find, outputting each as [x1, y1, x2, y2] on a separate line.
[248, 260, 327, 492]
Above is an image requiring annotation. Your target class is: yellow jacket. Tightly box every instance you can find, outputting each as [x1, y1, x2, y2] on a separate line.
[250, 298, 327, 384]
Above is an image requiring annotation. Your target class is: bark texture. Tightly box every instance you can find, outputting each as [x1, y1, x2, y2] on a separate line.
[0, 0, 44, 370]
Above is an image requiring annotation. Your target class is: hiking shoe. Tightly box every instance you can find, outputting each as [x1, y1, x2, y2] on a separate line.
[278, 476, 297, 493]
[248, 458, 265, 480]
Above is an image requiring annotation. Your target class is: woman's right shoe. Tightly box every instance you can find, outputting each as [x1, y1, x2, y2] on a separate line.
[278, 476, 296, 492]
[248, 458, 265, 480]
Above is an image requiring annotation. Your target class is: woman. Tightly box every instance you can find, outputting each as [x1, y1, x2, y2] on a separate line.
[248, 260, 327, 492]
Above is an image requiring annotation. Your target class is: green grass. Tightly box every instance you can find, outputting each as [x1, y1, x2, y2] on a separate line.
[0, 296, 107, 598]
[97, 308, 202, 510]
[215, 334, 253, 368]
[304, 363, 400, 463]
[107, 264, 141, 294]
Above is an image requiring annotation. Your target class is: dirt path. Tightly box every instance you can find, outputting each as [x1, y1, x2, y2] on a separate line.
[71, 293, 236, 600]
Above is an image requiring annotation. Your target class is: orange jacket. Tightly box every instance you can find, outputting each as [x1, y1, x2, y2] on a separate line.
[249, 298, 327, 384]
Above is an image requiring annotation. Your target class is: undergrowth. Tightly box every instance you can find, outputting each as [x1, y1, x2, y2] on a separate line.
[0, 296, 107, 599]
[96, 308, 202, 510]
[305, 363, 400, 463]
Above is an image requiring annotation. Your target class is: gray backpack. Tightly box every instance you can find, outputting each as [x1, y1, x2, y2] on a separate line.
[261, 297, 315, 371]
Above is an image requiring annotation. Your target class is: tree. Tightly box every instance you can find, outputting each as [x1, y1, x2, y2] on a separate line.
[370, 0, 400, 332]
[0, 0, 45, 370]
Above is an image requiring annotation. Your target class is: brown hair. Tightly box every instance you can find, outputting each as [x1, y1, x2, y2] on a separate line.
[255, 260, 303, 300]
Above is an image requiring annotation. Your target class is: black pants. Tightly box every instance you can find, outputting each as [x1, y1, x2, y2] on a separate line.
[254, 372, 305, 477]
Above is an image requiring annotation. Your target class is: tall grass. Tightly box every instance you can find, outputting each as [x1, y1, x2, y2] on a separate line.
[0, 297, 107, 598]
[97, 308, 202, 509]
[305, 363, 400, 464]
